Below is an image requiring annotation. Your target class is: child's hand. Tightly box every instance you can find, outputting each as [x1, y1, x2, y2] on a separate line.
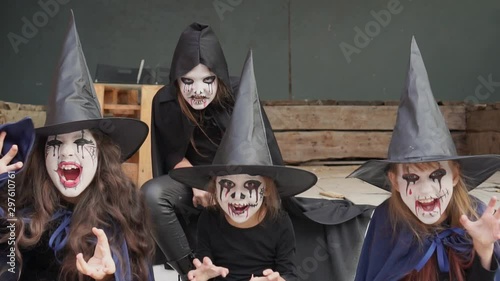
[0, 132, 23, 174]
[76, 227, 116, 280]
[187, 257, 229, 281]
[249, 269, 285, 281]
[460, 196, 500, 269]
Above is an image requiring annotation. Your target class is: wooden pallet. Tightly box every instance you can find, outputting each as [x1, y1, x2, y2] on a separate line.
[94, 83, 162, 187]
[264, 104, 468, 164]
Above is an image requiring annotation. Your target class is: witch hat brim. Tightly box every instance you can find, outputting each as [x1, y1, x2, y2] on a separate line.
[348, 155, 500, 191]
[35, 11, 148, 162]
[171, 165, 317, 197]
[36, 117, 148, 161]
[170, 50, 317, 197]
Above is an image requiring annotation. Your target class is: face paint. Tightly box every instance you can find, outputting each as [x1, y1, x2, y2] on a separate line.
[215, 174, 265, 225]
[396, 161, 454, 225]
[178, 64, 218, 110]
[45, 130, 98, 198]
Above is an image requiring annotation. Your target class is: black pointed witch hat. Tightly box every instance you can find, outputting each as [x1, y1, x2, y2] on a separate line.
[35, 11, 148, 162]
[348, 37, 500, 191]
[170, 50, 317, 197]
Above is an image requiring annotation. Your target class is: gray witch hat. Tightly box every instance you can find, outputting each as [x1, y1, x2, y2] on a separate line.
[170, 50, 317, 197]
[348, 37, 500, 191]
[36, 11, 148, 162]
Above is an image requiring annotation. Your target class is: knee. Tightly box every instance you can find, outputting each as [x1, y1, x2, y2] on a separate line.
[141, 178, 163, 204]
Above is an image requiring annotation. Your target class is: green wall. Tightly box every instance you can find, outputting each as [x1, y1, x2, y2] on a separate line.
[2, 0, 499, 105]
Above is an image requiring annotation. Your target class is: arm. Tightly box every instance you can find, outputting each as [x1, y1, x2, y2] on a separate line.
[253, 214, 296, 281]
[465, 251, 498, 281]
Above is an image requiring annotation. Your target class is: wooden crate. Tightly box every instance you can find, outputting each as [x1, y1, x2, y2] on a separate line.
[94, 83, 162, 187]
[466, 103, 500, 155]
[263, 101, 467, 164]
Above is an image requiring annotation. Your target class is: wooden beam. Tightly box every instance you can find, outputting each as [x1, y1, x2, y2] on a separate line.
[137, 85, 162, 187]
[467, 108, 500, 132]
[466, 132, 500, 154]
[264, 105, 466, 131]
[276, 131, 467, 163]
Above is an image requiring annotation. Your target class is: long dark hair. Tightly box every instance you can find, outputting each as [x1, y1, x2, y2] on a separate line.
[0, 129, 154, 280]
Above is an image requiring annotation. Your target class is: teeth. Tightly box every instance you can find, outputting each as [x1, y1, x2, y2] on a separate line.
[61, 165, 78, 170]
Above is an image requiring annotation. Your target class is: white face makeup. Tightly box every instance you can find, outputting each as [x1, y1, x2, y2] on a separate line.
[178, 63, 218, 110]
[45, 129, 98, 198]
[396, 161, 454, 225]
[215, 174, 265, 225]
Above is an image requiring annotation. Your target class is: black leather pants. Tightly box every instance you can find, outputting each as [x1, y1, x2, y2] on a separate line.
[141, 174, 200, 277]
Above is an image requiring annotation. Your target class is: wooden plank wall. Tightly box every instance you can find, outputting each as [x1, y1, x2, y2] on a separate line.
[263, 103, 468, 164]
[466, 103, 500, 155]
[1, 98, 496, 172]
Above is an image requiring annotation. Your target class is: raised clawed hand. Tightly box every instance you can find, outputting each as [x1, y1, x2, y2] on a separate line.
[188, 257, 229, 281]
[0, 131, 23, 175]
[460, 196, 500, 268]
[76, 227, 116, 280]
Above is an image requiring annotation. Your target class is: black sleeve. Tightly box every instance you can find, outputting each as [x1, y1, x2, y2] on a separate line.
[275, 213, 298, 281]
[196, 210, 213, 261]
[466, 252, 498, 281]
[151, 87, 192, 177]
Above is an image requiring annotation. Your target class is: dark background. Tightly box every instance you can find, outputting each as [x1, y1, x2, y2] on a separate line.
[1, 0, 499, 105]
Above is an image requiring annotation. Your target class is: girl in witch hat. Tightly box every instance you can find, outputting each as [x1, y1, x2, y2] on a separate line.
[0, 12, 154, 281]
[170, 51, 317, 281]
[141, 23, 282, 280]
[351, 37, 500, 281]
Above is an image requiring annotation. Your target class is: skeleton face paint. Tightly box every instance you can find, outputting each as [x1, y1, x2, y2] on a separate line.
[215, 174, 265, 225]
[396, 161, 454, 225]
[45, 129, 98, 198]
[178, 64, 218, 110]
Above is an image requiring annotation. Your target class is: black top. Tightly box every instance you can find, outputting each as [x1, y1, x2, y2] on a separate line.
[197, 209, 297, 281]
[184, 108, 227, 166]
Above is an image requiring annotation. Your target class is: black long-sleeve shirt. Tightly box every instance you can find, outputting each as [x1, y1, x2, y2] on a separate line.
[196, 209, 297, 281]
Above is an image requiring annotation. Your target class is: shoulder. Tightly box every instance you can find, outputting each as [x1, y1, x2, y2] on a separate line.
[153, 84, 178, 104]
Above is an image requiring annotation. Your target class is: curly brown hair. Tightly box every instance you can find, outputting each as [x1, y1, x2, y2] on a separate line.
[0, 129, 154, 280]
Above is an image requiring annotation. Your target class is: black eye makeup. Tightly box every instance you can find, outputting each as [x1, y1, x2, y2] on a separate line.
[402, 173, 420, 184]
[429, 168, 446, 182]
[203, 76, 216, 84]
[244, 180, 261, 190]
[244, 180, 262, 203]
[218, 179, 236, 199]
[46, 137, 62, 157]
[180, 78, 194, 85]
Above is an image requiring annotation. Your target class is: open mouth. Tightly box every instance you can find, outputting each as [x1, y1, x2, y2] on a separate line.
[56, 161, 82, 188]
[415, 197, 441, 215]
[228, 203, 257, 217]
[189, 95, 209, 106]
